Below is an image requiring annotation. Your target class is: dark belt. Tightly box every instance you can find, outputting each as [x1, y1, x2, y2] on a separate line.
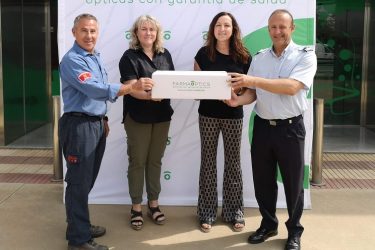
[258, 115, 302, 126]
[65, 112, 103, 121]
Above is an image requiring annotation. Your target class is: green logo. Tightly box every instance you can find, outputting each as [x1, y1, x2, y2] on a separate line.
[125, 31, 131, 40]
[166, 136, 171, 145]
[163, 171, 171, 180]
[202, 31, 208, 40]
[164, 31, 171, 40]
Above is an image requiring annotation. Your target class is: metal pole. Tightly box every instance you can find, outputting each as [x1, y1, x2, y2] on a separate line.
[311, 98, 325, 186]
[52, 95, 63, 181]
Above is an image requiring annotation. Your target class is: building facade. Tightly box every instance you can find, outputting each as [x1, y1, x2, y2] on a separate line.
[0, 0, 374, 151]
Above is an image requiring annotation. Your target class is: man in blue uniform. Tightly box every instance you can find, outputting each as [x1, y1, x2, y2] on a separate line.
[227, 9, 317, 250]
[59, 13, 153, 250]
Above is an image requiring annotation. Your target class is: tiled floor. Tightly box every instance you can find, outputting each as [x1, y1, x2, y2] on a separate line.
[312, 153, 375, 189]
[0, 149, 57, 184]
[1, 127, 375, 250]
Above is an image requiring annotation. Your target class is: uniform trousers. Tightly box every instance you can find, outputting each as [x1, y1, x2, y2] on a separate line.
[124, 115, 170, 204]
[59, 113, 106, 246]
[197, 115, 244, 223]
[251, 114, 305, 237]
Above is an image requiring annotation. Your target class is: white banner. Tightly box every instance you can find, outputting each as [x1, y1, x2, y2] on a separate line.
[58, 0, 316, 208]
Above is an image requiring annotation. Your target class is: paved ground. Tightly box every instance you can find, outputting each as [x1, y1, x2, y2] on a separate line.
[0, 149, 374, 250]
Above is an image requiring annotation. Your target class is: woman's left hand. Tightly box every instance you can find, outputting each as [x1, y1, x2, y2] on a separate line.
[223, 89, 240, 107]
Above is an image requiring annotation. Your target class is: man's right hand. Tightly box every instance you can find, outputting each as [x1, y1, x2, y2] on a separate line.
[118, 78, 154, 96]
[132, 77, 153, 92]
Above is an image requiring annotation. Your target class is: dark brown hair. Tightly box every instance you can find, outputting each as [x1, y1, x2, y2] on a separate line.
[205, 12, 250, 63]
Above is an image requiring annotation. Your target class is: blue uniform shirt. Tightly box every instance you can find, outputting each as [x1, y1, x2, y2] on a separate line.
[248, 41, 317, 119]
[60, 42, 122, 116]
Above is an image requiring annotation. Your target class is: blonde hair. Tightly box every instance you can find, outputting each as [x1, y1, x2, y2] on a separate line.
[129, 15, 164, 53]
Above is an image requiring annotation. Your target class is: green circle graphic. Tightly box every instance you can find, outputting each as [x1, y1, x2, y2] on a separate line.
[339, 49, 352, 60]
[326, 39, 335, 48]
[344, 64, 352, 72]
[338, 75, 346, 81]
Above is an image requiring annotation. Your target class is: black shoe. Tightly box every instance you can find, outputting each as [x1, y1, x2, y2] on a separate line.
[248, 227, 278, 244]
[90, 225, 106, 238]
[285, 236, 301, 250]
[68, 239, 109, 250]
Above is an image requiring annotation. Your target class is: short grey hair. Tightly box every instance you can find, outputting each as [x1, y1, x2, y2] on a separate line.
[72, 13, 98, 29]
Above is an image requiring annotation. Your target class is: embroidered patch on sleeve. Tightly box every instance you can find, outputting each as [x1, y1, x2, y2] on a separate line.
[78, 72, 92, 83]
[67, 155, 79, 164]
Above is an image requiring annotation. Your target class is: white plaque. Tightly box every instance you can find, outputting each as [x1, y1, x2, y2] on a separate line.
[151, 70, 230, 99]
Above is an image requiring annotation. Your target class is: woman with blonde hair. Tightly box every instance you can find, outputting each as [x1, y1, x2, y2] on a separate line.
[119, 15, 174, 230]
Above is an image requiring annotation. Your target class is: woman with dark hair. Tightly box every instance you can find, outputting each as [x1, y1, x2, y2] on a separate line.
[119, 15, 174, 231]
[194, 12, 251, 233]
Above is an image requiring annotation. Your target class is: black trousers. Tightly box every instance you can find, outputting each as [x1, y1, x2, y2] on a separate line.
[251, 115, 305, 237]
[59, 113, 106, 245]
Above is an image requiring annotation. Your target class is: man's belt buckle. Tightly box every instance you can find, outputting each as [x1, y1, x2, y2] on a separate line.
[269, 120, 277, 126]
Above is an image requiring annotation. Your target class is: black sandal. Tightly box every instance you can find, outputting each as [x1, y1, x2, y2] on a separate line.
[232, 219, 245, 232]
[130, 209, 143, 230]
[147, 202, 165, 225]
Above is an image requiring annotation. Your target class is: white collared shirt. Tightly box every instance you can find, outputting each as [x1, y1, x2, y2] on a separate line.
[249, 41, 317, 119]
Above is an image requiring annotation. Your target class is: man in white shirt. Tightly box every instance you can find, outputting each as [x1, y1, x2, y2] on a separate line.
[226, 9, 317, 250]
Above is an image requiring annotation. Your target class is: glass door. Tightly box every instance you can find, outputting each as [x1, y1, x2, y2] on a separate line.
[316, 0, 375, 152]
[23, 1, 50, 134]
[315, 0, 365, 125]
[1, 0, 50, 145]
[365, 0, 375, 132]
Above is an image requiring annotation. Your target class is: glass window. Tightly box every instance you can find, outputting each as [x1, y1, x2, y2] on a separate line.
[1, 0, 49, 144]
[315, 0, 365, 125]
